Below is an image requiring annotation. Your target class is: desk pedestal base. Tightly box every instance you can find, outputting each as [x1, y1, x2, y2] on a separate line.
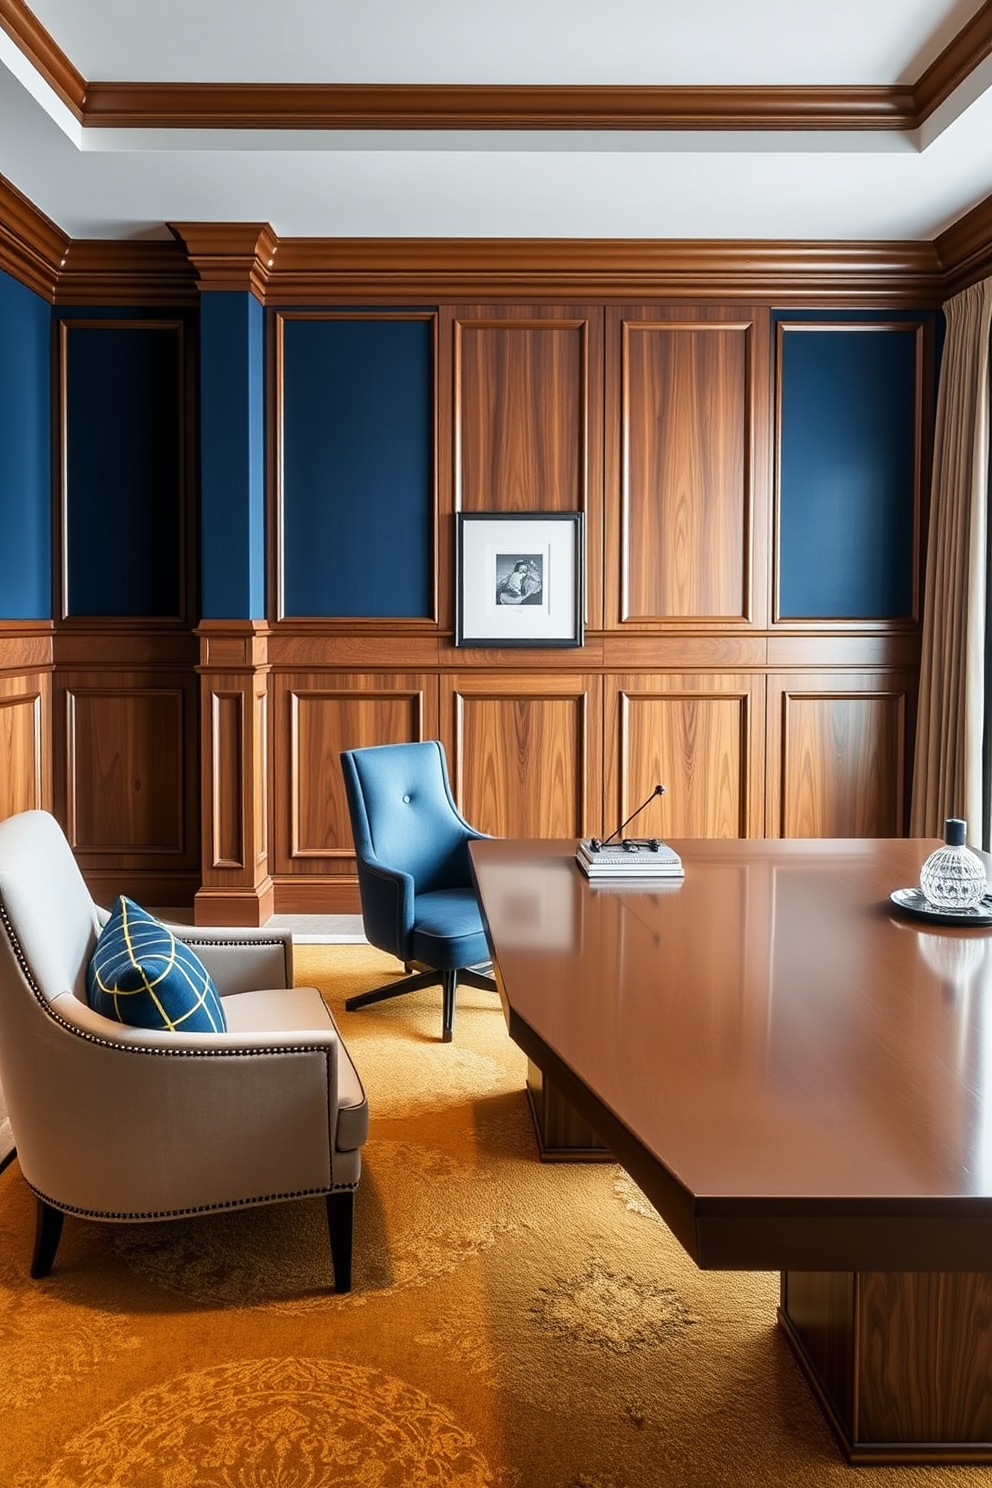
[526, 1060, 611, 1161]
[780, 1270, 992, 1464]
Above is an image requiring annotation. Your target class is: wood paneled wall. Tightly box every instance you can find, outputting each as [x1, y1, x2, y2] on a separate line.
[0, 623, 53, 820]
[242, 299, 927, 920]
[0, 278, 927, 919]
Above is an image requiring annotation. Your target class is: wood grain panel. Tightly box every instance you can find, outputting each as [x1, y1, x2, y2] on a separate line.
[446, 674, 601, 838]
[769, 676, 909, 838]
[619, 317, 750, 621]
[65, 687, 186, 852]
[210, 691, 244, 868]
[608, 676, 762, 839]
[272, 673, 436, 874]
[0, 690, 44, 818]
[857, 1272, 992, 1445]
[455, 312, 589, 514]
[195, 637, 272, 925]
[783, 1269, 992, 1460]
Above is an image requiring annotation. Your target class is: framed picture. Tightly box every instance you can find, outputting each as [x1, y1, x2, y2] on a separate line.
[455, 512, 584, 647]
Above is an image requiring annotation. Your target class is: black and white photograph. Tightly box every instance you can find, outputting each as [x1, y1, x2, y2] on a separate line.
[495, 554, 543, 606]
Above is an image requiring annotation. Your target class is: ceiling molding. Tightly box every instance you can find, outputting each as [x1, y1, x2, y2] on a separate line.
[914, 0, 992, 125]
[0, 182, 966, 305]
[83, 81, 917, 132]
[0, 0, 989, 134]
[54, 238, 198, 304]
[0, 168, 65, 298]
[935, 189, 992, 294]
[168, 222, 279, 298]
[159, 225, 944, 305]
[0, 0, 83, 119]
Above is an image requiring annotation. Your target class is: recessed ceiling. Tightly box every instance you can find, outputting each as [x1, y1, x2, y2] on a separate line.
[1, 0, 992, 241]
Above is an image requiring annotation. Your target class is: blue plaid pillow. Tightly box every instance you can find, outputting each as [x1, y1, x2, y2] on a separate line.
[87, 897, 227, 1033]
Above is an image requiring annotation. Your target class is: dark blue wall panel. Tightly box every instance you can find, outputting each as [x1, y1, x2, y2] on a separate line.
[64, 321, 183, 617]
[0, 270, 51, 619]
[200, 293, 266, 620]
[778, 321, 920, 619]
[281, 316, 433, 618]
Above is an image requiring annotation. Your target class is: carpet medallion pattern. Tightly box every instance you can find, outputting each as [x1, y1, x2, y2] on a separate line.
[530, 1259, 695, 1355]
[37, 1357, 500, 1488]
[3, 942, 992, 1486]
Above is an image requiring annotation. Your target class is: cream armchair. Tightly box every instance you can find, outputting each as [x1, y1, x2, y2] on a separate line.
[0, 810, 367, 1292]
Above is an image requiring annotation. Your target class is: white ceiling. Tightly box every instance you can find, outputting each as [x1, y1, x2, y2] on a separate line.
[1, 0, 992, 241]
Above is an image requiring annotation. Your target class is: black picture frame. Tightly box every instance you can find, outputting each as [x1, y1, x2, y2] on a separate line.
[455, 511, 585, 648]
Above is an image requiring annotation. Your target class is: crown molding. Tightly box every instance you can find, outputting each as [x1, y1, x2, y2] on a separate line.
[84, 81, 917, 132]
[0, 0, 989, 134]
[54, 238, 199, 305]
[0, 186, 959, 307]
[168, 222, 278, 297]
[935, 188, 992, 295]
[0, 0, 83, 119]
[0, 169, 65, 298]
[914, 0, 992, 125]
[164, 229, 943, 306]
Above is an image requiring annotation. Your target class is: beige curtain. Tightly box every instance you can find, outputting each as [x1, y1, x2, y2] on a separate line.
[910, 277, 992, 840]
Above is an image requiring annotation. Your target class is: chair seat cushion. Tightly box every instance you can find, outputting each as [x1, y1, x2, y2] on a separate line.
[87, 897, 227, 1034]
[410, 888, 490, 971]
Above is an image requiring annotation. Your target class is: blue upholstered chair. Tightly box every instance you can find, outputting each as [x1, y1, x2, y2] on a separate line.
[340, 741, 496, 1042]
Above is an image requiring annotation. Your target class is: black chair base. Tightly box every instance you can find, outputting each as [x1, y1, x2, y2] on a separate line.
[345, 963, 496, 1041]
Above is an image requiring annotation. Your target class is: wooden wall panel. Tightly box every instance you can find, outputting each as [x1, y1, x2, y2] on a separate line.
[606, 674, 764, 840]
[0, 686, 46, 818]
[768, 674, 911, 838]
[272, 672, 438, 877]
[447, 304, 604, 631]
[196, 621, 271, 924]
[445, 673, 602, 838]
[64, 685, 187, 853]
[606, 306, 770, 630]
[209, 691, 246, 868]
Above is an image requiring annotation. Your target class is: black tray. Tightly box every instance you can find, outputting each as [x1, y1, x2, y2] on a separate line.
[889, 886, 992, 927]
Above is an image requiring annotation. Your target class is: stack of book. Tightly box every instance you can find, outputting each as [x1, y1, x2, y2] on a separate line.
[575, 838, 684, 880]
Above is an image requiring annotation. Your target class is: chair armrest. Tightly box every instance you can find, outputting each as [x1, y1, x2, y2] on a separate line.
[16, 994, 348, 1215]
[356, 858, 415, 959]
[50, 989, 328, 1052]
[170, 928, 293, 995]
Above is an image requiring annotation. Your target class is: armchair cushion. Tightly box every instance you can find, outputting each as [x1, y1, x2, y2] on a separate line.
[86, 897, 227, 1034]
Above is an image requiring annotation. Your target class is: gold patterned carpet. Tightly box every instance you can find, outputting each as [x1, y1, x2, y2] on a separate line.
[3, 943, 992, 1487]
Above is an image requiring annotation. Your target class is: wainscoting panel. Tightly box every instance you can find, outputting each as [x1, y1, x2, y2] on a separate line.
[208, 690, 246, 869]
[606, 673, 765, 840]
[0, 683, 47, 819]
[606, 306, 770, 629]
[767, 674, 912, 838]
[64, 683, 188, 853]
[445, 673, 602, 839]
[272, 672, 439, 877]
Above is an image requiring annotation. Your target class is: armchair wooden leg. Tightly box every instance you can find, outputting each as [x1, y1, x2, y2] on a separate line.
[325, 1189, 354, 1293]
[442, 968, 458, 1042]
[31, 1198, 64, 1279]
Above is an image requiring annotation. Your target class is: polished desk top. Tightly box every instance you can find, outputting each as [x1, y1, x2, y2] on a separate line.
[470, 836, 992, 1271]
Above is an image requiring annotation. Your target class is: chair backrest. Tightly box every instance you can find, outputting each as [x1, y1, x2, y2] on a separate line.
[0, 810, 102, 1010]
[341, 741, 479, 895]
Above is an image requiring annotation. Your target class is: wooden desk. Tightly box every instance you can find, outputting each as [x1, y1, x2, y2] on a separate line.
[470, 836, 992, 1464]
